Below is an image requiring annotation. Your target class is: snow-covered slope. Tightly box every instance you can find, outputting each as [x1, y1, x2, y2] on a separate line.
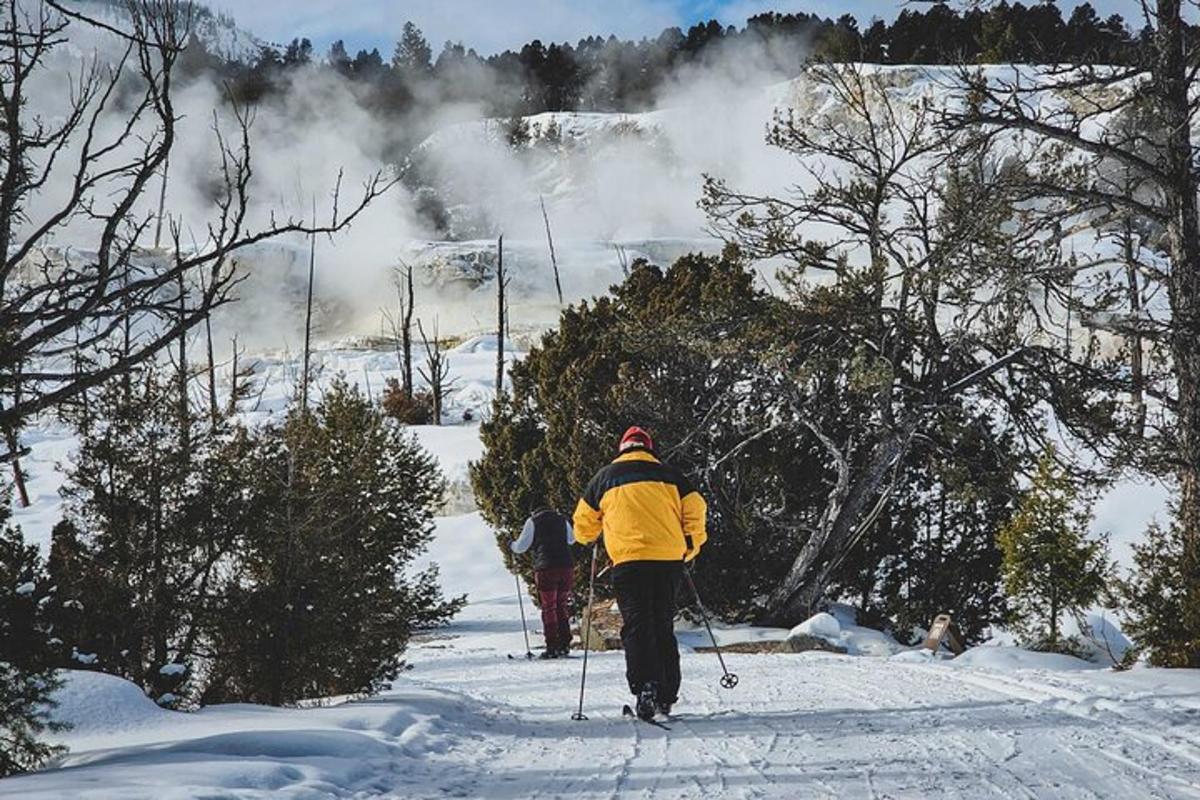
[68, 0, 264, 61]
[4, 508, 1199, 799]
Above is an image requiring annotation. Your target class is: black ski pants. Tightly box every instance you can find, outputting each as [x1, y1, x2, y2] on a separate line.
[612, 560, 683, 703]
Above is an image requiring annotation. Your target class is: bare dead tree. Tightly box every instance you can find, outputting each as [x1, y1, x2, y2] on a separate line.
[495, 234, 508, 397]
[0, 0, 394, 438]
[225, 333, 258, 415]
[417, 318, 452, 426]
[401, 265, 415, 397]
[153, 155, 169, 249]
[540, 195, 563, 305]
[300, 199, 317, 413]
[194, 243, 220, 431]
[614, 243, 629, 278]
[381, 263, 415, 399]
[174, 251, 190, 451]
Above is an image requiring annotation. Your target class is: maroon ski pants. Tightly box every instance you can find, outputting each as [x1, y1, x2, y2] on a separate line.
[535, 565, 574, 651]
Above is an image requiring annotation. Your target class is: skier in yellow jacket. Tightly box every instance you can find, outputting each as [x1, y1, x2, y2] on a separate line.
[573, 426, 707, 721]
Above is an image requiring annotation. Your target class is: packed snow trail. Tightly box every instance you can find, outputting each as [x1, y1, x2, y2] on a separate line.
[3, 512, 1200, 799]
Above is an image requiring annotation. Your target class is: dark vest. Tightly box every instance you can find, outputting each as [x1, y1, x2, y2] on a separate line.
[530, 510, 572, 571]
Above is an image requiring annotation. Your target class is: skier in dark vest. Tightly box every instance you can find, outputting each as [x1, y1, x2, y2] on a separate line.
[572, 426, 708, 721]
[511, 507, 575, 659]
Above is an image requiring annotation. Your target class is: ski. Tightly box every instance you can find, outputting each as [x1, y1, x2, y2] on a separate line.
[622, 704, 671, 730]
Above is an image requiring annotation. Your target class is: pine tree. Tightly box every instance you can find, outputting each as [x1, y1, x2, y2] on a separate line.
[393, 22, 433, 75]
[504, 114, 531, 149]
[0, 502, 66, 776]
[997, 450, 1111, 654]
[203, 379, 463, 705]
[50, 366, 253, 704]
[836, 410, 1018, 643]
[1123, 511, 1200, 667]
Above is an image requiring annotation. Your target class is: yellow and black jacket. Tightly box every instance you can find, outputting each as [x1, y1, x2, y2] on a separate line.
[572, 449, 707, 565]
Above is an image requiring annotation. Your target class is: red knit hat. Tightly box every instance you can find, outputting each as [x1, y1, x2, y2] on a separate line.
[618, 426, 654, 453]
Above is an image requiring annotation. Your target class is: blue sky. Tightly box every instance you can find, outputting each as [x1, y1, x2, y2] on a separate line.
[213, 0, 1148, 57]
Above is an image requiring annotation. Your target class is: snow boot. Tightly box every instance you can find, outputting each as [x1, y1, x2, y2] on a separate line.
[656, 700, 673, 717]
[538, 648, 558, 660]
[635, 682, 658, 721]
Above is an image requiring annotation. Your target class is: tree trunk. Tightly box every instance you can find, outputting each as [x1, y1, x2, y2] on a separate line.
[2, 423, 28, 507]
[1049, 587, 1059, 650]
[760, 420, 915, 627]
[301, 217, 316, 413]
[541, 196, 563, 305]
[402, 267, 414, 400]
[205, 310, 218, 431]
[496, 235, 505, 398]
[3, 368, 29, 507]
[1157, 0, 1200, 661]
[1123, 218, 1146, 438]
[176, 270, 190, 452]
[154, 155, 169, 250]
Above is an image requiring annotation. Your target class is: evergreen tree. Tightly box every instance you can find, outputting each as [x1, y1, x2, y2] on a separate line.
[328, 39, 352, 74]
[50, 366, 254, 704]
[504, 114, 532, 149]
[834, 410, 1018, 643]
[472, 254, 821, 621]
[997, 450, 1111, 654]
[283, 37, 313, 66]
[1123, 511, 1200, 667]
[0, 502, 66, 776]
[203, 379, 463, 705]
[394, 21, 433, 75]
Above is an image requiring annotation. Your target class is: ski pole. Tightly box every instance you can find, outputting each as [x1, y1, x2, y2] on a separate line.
[571, 543, 600, 721]
[514, 571, 534, 660]
[683, 564, 739, 689]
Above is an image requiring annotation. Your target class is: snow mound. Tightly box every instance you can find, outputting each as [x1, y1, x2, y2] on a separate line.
[1073, 612, 1134, 666]
[17, 673, 476, 799]
[889, 648, 943, 664]
[170, 729, 392, 760]
[979, 612, 1135, 667]
[839, 625, 908, 657]
[952, 645, 1101, 672]
[50, 670, 165, 738]
[791, 612, 841, 640]
[788, 607, 908, 657]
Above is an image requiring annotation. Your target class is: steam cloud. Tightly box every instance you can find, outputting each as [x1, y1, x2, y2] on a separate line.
[25, 4, 808, 350]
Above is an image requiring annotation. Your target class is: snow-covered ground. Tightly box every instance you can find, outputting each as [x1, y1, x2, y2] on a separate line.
[4, 508, 1200, 799]
[4, 336, 1195, 799]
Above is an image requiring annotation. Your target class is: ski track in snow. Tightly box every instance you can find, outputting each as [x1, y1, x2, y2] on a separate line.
[5, 487, 1200, 798]
[389, 597, 1200, 800]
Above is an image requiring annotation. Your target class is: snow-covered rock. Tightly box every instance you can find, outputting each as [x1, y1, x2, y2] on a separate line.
[784, 609, 908, 658]
[791, 612, 841, 641]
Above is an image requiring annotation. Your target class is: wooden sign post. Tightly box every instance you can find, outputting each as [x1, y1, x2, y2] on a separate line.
[923, 613, 966, 656]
